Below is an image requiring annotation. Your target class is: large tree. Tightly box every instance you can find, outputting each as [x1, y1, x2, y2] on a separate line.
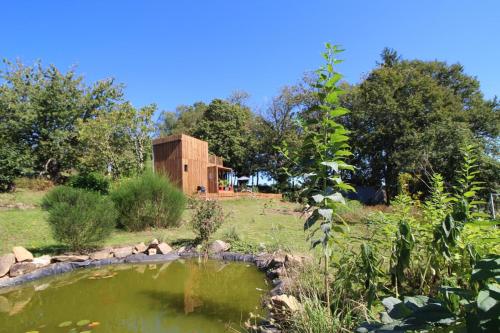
[0, 60, 123, 181]
[192, 99, 254, 175]
[342, 49, 499, 200]
[77, 103, 155, 178]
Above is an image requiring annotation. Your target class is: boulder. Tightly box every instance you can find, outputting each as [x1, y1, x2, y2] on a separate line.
[157, 242, 172, 254]
[90, 250, 111, 260]
[147, 248, 157, 256]
[209, 240, 230, 253]
[284, 254, 303, 267]
[12, 246, 33, 262]
[51, 255, 89, 262]
[0, 253, 16, 277]
[270, 294, 301, 312]
[134, 242, 147, 253]
[9, 262, 38, 277]
[32, 255, 51, 267]
[112, 247, 133, 258]
[270, 256, 286, 268]
[150, 239, 159, 246]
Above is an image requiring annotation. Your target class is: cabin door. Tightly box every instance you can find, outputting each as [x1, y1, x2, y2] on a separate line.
[207, 166, 218, 193]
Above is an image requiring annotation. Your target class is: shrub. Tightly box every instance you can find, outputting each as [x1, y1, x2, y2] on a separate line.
[190, 199, 225, 245]
[15, 177, 53, 191]
[68, 172, 110, 194]
[42, 186, 117, 251]
[111, 172, 186, 231]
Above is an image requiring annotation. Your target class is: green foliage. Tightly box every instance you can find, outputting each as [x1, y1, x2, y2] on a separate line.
[0, 60, 123, 180]
[342, 50, 500, 200]
[453, 144, 487, 221]
[193, 99, 255, 175]
[280, 43, 355, 310]
[111, 172, 186, 231]
[77, 103, 155, 178]
[360, 243, 383, 309]
[41, 186, 117, 250]
[0, 141, 25, 191]
[190, 199, 225, 246]
[68, 172, 110, 194]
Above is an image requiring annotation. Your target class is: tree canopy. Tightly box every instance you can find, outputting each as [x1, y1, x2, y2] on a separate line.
[342, 49, 499, 200]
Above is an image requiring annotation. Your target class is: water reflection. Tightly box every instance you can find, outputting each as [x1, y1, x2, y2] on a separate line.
[0, 259, 268, 333]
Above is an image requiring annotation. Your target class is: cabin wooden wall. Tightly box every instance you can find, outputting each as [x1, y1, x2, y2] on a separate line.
[153, 134, 226, 195]
[152, 138, 183, 188]
[180, 135, 209, 194]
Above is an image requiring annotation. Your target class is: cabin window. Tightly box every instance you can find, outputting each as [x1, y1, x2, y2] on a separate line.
[184, 164, 188, 172]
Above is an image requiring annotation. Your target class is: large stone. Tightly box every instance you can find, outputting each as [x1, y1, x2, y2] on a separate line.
[51, 254, 89, 262]
[134, 242, 147, 253]
[270, 294, 301, 312]
[9, 262, 38, 277]
[157, 242, 172, 254]
[150, 239, 159, 246]
[0, 253, 16, 277]
[284, 254, 303, 267]
[147, 248, 157, 256]
[90, 250, 111, 260]
[32, 255, 51, 267]
[209, 240, 230, 253]
[112, 247, 133, 258]
[12, 246, 33, 262]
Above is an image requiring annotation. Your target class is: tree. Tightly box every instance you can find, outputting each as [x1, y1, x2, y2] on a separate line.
[258, 83, 315, 189]
[342, 50, 499, 201]
[77, 103, 155, 178]
[0, 60, 123, 181]
[193, 99, 254, 175]
[157, 102, 207, 136]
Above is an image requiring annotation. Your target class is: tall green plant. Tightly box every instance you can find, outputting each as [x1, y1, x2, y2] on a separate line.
[453, 144, 486, 221]
[281, 43, 354, 309]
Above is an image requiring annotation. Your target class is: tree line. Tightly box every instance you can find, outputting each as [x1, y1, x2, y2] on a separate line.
[1, 49, 498, 200]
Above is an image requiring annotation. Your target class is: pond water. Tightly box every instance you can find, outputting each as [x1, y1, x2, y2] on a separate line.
[0, 259, 270, 333]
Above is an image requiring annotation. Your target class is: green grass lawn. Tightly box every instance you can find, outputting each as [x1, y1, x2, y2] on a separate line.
[0, 188, 319, 255]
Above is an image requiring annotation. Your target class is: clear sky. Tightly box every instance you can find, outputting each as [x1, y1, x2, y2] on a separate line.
[1, 1, 499, 117]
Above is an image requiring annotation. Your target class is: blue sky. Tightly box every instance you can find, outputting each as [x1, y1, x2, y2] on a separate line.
[1, 1, 499, 118]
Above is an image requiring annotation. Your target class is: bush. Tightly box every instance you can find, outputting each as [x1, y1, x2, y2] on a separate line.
[190, 199, 225, 245]
[68, 172, 110, 194]
[42, 186, 117, 251]
[15, 177, 53, 191]
[111, 172, 186, 231]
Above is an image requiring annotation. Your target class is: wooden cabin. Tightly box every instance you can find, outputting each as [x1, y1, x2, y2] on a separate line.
[152, 134, 234, 196]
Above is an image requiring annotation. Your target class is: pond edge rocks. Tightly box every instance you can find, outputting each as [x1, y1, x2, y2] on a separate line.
[0, 240, 305, 333]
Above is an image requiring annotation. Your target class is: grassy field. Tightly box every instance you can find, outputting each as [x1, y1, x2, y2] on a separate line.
[1, 187, 363, 256]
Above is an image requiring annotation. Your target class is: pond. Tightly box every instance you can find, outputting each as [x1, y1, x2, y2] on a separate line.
[0, 259, 270, 333]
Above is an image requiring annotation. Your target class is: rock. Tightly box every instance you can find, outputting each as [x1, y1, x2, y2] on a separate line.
[9, 262, 38, 277]
[12, 246, 34, 262]
[51, 255, 89, 262]
[157, 242, 172, 254]
[209, 240, 230, 253]
[270, 256, 286, 268]
[382, 296, 402, 313]
[134, 242, 147, 253]
[267, 267, 287, 279]
[147, 248, 157, 256]
[270, 294, 301, 312]
[0, 253, 16, 277]
[112, 247, 133, 258]
[90, 250, 111, 260]
[150, 239, 159, 246]
[32, 255, 51, 267]
[177, 246, 186, 254]
[379, 311, 394, 324]
[284, 254, 303, 267]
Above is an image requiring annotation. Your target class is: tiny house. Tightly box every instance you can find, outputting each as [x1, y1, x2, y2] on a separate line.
[152, 134, 233, 196]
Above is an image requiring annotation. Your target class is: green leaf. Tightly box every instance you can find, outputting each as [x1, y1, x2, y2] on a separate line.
[321, 161, 338, 172]
[318, 208, 333, 221]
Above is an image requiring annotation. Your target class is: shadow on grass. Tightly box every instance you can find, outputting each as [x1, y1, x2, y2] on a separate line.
[170, 238, 199, 248]
[27, 244, 69, 256]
